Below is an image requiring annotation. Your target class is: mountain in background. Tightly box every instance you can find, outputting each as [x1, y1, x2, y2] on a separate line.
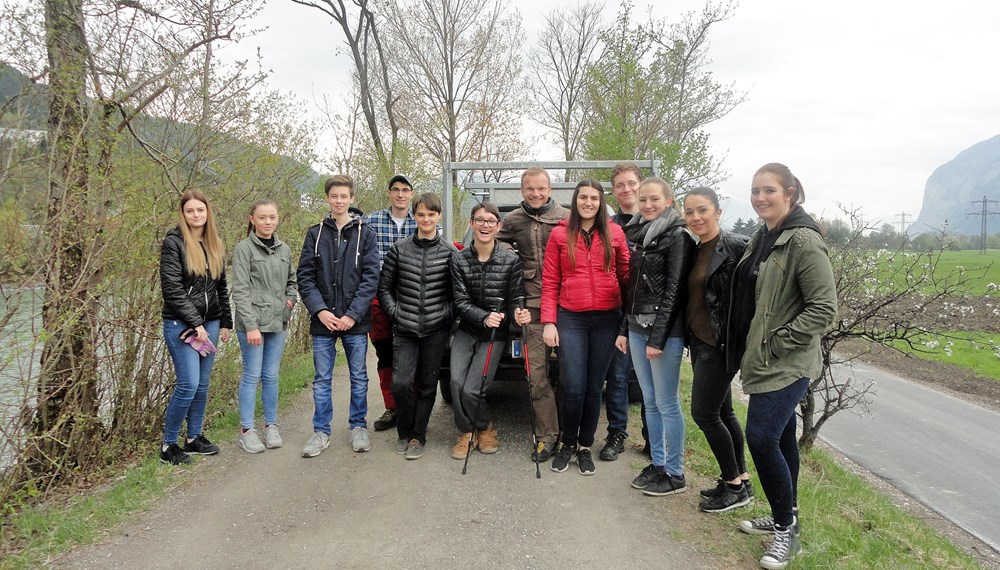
[912, 135, 1000, 236]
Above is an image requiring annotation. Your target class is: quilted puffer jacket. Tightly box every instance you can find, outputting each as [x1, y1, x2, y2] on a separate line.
[451, 242, 525, 341]
[377, 234, 457, 337]
[622, 208, 696, 349]
[160, 227, 233, 329]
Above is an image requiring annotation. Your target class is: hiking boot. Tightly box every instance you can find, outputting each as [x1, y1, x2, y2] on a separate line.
[373, 409, 397, 432]
[631, 464, 661, 490]
[699, 481, 752, 513]
[302, 432, 330, 458]
[758, 524, 800, 570]
[263, 424, 283, 449]
[160, 443, 192, 465]
[641, 471, 687, 496]
[350, 426, 371, 452]
[577, 448, 596, 475]
[702, 478, 753, 498]
[184, 435, 220, 456]
[239, 429, 266, 454]
[395, 438, 408, 455]
[478, 424, 499, 454]
[404, 439, 424, 460]
[532, 441, 556, 462]
[599, 430, 627, 461]
[740, 511, 799, 535]
[452, 432, 476, 459]
[550, 443, 575, 473]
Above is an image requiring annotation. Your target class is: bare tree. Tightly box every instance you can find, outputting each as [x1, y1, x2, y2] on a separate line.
[290, 0, 400, 177]
[528, 1, 603, 166]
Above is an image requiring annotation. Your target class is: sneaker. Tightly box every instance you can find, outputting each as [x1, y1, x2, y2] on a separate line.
[395, 438, 408, 455]
[577, 448, 596, 475]
[740, 512, 799, 536]
[451, 432, 476, 459]
[263, 424, 283, 449]
[631, 464, 661, 490]
[239, 429, 266, 454]
[699, 482, 752, 513]
[550, 443, 575, 473]
[641, 471, 687, 496]
[373, 409, 397, 432]
[599, 430, 627, 461]
[759, 525, 800, 570]
[302, 432, 330, 458]
[184, 435, 220, 455]
[478, 424, 499, 454]
[404, 439, 424, 460]
[703, 478, 754, 499]
[160, 443, 192, 465]
[532, 441, 556, 462]
[350, 426, 371, 452]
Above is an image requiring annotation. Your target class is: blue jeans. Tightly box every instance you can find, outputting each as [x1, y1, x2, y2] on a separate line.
[162, 319, 220, 445]
[237, 329, 288, 429]
[556, 308, 619, 448]
[746, 376, 809, 528]
[311, 333, 369, 434]
[604, 344, 633, 435]
[629, 332, 685, 477]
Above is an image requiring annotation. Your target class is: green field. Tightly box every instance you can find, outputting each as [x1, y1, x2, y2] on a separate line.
[888, 331, 1000, 382]
[877, 249, 1000, 296]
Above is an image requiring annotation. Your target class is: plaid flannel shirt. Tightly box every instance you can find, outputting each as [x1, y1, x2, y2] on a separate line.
[365, 208, 417, 267]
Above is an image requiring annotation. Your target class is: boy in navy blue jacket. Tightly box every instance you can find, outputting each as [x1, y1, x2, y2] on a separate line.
[297, 174, 379, 457]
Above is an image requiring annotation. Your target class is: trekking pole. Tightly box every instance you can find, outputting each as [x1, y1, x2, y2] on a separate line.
[462, 305, 501, 475]
[517, 296, 541, 479]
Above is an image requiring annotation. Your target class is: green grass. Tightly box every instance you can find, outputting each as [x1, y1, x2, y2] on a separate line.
[668, 363, 980, 569]
[887, 331, 1000, 382]
[0, 351, 316, 570]
[877, 249, 999, 296]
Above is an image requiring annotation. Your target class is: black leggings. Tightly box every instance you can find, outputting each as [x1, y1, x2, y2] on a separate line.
[690, 338, 747, 481]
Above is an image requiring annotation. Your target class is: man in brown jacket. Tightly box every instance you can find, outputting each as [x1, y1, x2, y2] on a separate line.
[497, 167, 569, 461]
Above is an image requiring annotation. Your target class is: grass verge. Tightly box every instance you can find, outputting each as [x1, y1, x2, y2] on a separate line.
[886, 331, 1000, 382]
[0, 351, 315, 570]
[642, 363, 981, 568]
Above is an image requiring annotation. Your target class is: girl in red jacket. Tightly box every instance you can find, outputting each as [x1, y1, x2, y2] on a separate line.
[542, 179, 630, 475]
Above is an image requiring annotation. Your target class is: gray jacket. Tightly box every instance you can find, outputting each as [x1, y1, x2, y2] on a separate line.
[231, 233, 297, 332]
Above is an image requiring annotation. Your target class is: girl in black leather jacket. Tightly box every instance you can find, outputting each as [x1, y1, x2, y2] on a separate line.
[682, 187, 752, 513]
[158, 190, 232, 466]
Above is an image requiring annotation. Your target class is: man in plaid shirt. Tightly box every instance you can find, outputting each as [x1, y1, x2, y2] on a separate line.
[365, 174, 417, 432]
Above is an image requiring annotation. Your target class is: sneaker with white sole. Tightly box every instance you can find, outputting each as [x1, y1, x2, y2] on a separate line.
[759, 524, 800, 570]
[699, 481, 752, 513]
[404, 439, 424, 460]
[740, 512, 799, 535]
[550, 443, 574, 473]
[350, 426, 371, 452]
[239, 429, 265, 453]
[302, 432, 330, 458]
[263, 424, 283, 449]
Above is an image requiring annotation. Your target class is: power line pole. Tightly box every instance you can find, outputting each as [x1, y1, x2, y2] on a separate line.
[966, 196, 1000, 254]
[894, 212, 912, 249]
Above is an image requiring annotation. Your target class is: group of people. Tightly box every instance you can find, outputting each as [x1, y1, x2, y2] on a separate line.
[157, 162, 836, 570]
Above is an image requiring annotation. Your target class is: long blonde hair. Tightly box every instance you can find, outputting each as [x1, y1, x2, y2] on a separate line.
[178, 190, 225, 278]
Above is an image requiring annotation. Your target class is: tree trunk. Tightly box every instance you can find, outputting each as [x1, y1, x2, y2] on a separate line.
[31, 0, 101, 481]
[798, 386, 817, 451]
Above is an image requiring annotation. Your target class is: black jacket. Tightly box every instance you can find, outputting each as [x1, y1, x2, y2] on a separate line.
[621, 208, 696, 349]
[160, 227, 233, 329]
[451, 242, 525, 342]
[377, 234, 457, 337]
[297, 209, 380, 336]
[701, 230, 749, 355]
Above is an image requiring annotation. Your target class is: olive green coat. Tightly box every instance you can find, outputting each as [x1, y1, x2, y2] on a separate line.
[737, 226, 837, 394]
[231, 233, 298, 333]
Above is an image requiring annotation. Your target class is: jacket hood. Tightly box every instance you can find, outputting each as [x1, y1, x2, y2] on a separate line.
[322, 206, 367, 230]
[777, 205, 821, 234]
[165, 226, 183, 241]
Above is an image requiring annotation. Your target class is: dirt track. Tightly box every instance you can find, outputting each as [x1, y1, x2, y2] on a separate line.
[54, 351, 753, 569]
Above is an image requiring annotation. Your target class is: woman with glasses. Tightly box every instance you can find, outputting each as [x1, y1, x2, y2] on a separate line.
[449, 203, 530, 458]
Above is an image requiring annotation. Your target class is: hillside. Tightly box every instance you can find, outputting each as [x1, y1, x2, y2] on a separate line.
[912, 135, 1000, 236]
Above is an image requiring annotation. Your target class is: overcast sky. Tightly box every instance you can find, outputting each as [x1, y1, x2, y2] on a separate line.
[223, 0, 1000, 228]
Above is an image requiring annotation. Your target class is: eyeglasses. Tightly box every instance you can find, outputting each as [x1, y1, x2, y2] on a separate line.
[613, 180, 639, 191]
[472, 217, 499, 228]
[389, 186, 413, 194]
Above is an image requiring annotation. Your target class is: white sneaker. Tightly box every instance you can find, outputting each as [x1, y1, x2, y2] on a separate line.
[302, 432, 330, 458]
[264, 424, 283, 449]
[239, 428, 265, 453]
[350, 426, 371, 452]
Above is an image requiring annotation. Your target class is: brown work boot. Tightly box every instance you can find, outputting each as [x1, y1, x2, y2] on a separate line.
[478, 423, 500, 454]
[451, 432, 476, 459]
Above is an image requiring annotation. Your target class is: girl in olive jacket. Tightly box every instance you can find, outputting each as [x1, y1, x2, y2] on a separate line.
[231, 199, 297, 454]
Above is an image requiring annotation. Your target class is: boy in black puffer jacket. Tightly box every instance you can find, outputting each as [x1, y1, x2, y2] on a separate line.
[377, 192, 457, 460]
